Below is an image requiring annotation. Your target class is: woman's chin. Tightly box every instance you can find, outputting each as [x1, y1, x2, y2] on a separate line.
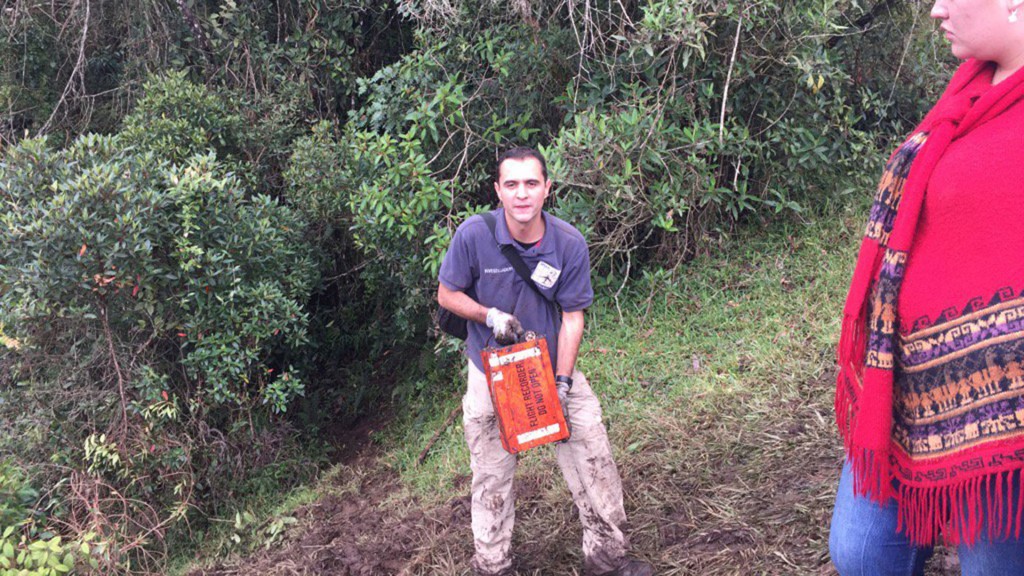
[949, 45, 973, 61]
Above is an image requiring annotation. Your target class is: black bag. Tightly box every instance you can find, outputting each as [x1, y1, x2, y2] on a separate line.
[435, 306, 468, 340]
[435, 211, 558, 340]
[434, 213, 498, 340]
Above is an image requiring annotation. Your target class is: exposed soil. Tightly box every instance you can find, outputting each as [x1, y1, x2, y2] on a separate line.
[188, 370, 961, 576]
[189, 471, 465, 575]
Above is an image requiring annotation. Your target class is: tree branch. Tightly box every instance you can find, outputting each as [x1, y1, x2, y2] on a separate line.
[175, 0, 214, 62]
[827, 0, 904, 49]
[99, 299, 131, 442]
[39, 0, 90, 135]
[720, 9, 744, 146]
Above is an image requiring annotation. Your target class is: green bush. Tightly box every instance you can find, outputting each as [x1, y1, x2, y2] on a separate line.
[543, 0, 949, 272]
[350, 24, 561, 176]
[0, 462, 38, 531]
[0, 134, 314, 410]
[285, 121, 465, 413]
[0, 526, 78, 576]
[120, 71, 244, 165]
[0, 121, 315, 567]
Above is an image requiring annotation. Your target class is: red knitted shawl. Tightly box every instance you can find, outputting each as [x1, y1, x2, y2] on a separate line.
[835, 59, 1024, 546]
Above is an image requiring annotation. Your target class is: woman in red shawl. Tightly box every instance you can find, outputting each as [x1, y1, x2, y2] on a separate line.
[829, 1, 1024, 574]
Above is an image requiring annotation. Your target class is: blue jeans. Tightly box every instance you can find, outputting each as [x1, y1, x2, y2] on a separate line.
[829, 463, 1024, 575]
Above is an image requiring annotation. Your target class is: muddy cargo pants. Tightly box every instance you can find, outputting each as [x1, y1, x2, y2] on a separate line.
[464, 362, 630, 575]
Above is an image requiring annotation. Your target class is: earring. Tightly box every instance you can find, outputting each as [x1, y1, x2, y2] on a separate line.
[1012, 9, 1019, 23]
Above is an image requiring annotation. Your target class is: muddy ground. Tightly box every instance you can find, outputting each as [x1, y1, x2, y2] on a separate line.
[188, 370, 961, 576]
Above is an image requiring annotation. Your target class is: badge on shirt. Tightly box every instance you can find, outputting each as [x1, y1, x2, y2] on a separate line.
[531, 261, 561, 289]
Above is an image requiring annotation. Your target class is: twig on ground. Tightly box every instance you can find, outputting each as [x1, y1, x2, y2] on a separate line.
[417, 404, 462, 466]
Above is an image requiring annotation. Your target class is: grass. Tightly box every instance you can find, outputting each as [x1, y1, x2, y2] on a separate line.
[182, 206, 962, 575]
[164, 468, 327, 576]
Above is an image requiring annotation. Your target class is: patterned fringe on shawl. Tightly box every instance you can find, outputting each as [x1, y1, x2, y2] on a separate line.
[846, 447, 894, 504]
[897, 469, 1024, 547]
[835, 311, 895, 503]
[834, 293, 868, 440]
[835, 269, 1024, 546]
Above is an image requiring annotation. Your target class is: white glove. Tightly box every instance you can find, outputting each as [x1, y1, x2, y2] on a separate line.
[556, 376, 572, 440]
[485, 307, 523, 346]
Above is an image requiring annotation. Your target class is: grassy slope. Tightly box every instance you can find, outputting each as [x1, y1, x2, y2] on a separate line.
[182, 207, 961, 575]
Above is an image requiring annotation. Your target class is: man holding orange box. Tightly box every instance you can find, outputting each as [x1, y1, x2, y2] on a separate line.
[437, 147, 653, 576]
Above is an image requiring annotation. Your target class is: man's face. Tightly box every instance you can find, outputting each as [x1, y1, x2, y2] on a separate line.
[494, 157, 551, 227]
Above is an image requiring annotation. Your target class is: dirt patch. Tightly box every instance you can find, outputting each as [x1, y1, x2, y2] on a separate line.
[188, 465, 469, 576]
[187, 464, 582, 576]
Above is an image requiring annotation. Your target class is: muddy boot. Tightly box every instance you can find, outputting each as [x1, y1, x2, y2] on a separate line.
[472, 564, 515, 576]
[594, 558, 654, 576]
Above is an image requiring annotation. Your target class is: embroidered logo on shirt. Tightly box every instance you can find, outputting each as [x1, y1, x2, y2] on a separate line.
[484, 266, 514, 274]
[531, 261, 561, 289]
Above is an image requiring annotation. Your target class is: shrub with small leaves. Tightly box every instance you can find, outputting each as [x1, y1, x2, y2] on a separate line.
[0, 526, 77, 576]
[0, 127, 315, 568]
[120, 71, 244, 164]
[286, 122, 452, 344]
[544, 0, 943, 273]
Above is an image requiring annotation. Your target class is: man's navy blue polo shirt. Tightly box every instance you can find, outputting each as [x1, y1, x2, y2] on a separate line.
[438, 208, 594, 372]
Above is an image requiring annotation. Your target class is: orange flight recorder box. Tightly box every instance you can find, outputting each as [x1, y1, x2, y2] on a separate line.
[481, 337, 570, 454]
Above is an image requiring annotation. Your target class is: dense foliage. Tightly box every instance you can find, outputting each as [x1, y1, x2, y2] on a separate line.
[1, 0, 952, 572]
[1, 88, 316, 569]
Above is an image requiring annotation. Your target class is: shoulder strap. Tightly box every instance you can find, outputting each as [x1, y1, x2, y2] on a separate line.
[482, 212, 558, 309]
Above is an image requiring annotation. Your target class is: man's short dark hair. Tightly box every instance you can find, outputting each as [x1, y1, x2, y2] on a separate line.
[495, 146, 548, 183]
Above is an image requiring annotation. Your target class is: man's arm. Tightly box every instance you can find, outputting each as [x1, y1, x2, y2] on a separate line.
[438, 283, 523, 345]
[437, 283, 488, 324]
[556, 309, 585, 378]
